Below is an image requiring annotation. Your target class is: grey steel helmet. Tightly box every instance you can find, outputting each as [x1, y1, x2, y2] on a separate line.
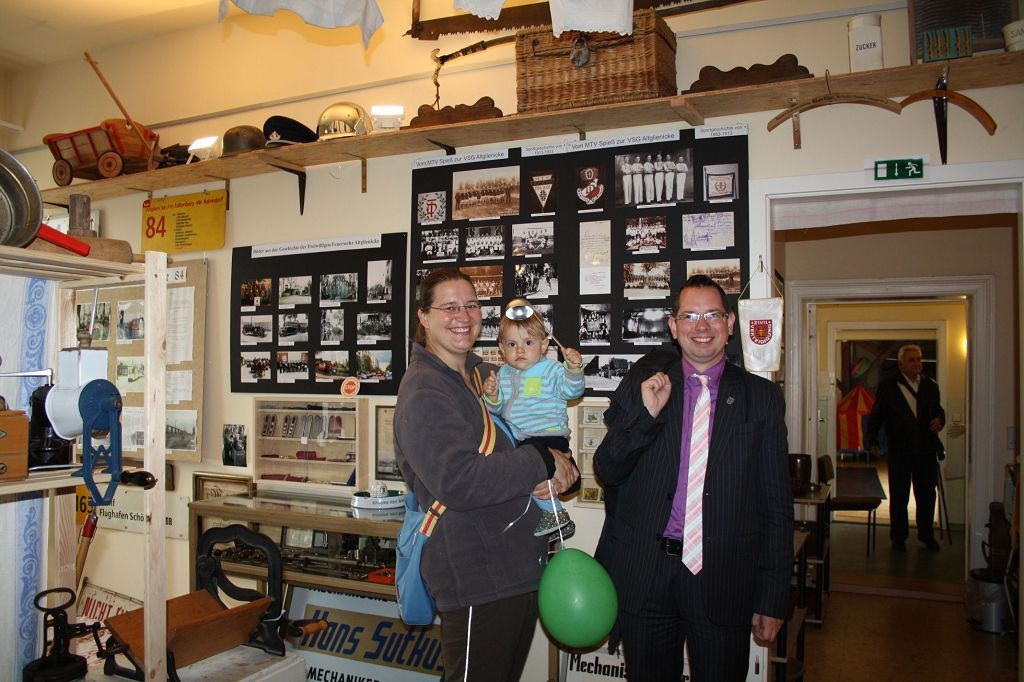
[221, 125, 267, 156]
[317, 102, 373, 140]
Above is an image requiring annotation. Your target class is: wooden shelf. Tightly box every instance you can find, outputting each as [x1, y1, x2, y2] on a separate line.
[0, 244, 143, 281]
[38, 51, 1024, 206]
[0, 469, 111, 498]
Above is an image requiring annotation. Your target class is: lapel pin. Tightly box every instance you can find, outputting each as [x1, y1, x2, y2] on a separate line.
[726, 396, 735, 405]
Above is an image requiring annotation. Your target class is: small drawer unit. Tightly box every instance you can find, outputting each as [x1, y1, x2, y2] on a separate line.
[254, 397, 368, 497]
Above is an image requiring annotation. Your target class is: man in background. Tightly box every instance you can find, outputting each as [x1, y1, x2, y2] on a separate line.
[866, 343, 945, 552]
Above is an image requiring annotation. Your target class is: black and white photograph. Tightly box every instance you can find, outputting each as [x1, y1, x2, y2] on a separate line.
[527, 170, 556, 214]
[240, 278, 272, 308]
[276, 351, 309, 382]
[222, 424, 247, 467]
[623, 261, 671, 299]
[277, 313, 309, 343]
[480, 305, 501, 340]
[581, 428, 605, 449]
[583, 354, 640, 392]
[625, 216, 668, 252]
[581, 405, 605, 426]
[579, 303, 611, 345]
[575, 164, 606, 210]
[240, 314, 272, 343]
[115, 356, 145, 394]
[687, 257, 742, 294]
[615, 148, 693, 205]
[166, 409, 198, 451]
[452, 165, 520, 220]
[417, 190, 446, 225]
[462, 264, 503, 299]
[314, 351, 350, 381]
[116, 299, 145, 343]
[465, 224, 504, 260]
[514, 262, 558, 298]
[683, 211, 735, 251]
[320, 272, 358, 304]
[357, 311, 392, 342]
[622, 307, 672, 345]
[511, 221, 555, 257]
[703, 162, 739, 203]
[320, 309, 345, 344]
[356, 349, 393, 381]
[421, 227, 459, 262]
[76, 301, 111, 342]
[240, 352, 271, 382]
[278, 276, 312, 306]
[366, 259, 393, 302]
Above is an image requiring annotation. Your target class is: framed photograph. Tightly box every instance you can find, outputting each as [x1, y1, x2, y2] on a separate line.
[192, 471, 254, 501]
[375, 404, 402, 481]
[580, 405, 605, 427]
[581, 428, 606, 450]
[576, 476, 605, 508]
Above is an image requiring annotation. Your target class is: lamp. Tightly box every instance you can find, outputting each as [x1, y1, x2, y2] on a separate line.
[186, 135, 221, 164]
[370, 105, 404, 131]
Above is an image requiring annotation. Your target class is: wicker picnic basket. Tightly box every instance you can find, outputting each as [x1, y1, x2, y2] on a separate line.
[515, 9, 677, 114]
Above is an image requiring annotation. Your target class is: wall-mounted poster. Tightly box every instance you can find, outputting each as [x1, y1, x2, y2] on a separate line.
[410, 127, 749, 395]
[230, 233, 407, 395]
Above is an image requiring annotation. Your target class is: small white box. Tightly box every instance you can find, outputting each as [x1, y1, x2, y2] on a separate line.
[849, 14, 883, 72]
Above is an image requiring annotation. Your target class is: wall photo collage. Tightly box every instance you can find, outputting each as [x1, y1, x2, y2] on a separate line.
[410, 128, 749, 396]
[229, 233, 407, 394]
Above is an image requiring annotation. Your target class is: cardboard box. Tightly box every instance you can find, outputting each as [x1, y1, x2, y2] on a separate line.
[0, 410, 29, 481]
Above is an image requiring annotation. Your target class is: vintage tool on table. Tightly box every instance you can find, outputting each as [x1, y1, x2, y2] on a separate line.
[22, 587, 105, 682]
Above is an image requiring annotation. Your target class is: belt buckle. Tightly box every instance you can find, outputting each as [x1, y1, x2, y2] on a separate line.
[660, 536, 682, 556]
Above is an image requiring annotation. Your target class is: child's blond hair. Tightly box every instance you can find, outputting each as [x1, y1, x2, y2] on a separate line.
[498, 313, 547, 343]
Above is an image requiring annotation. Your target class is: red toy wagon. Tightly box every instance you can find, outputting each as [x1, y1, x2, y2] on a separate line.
[43, 118, 159, 186]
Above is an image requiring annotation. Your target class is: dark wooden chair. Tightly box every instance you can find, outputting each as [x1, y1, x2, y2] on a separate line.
[818, 455, 882, 555]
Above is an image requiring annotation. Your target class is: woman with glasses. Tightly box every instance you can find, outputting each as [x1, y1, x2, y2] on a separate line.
[394, 267, 578, 682]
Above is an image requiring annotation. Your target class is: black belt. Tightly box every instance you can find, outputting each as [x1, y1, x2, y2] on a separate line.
[659, 536, 683, 556]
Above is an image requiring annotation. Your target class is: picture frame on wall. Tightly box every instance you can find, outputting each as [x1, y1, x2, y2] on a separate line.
[576, 476, 605, 508]
[192, 471, 255, 501]
[375, 404, 403, 481]
[907, 0, 1016, 62]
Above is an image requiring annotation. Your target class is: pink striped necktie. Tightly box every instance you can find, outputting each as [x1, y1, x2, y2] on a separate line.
[682, 374, 711, 574]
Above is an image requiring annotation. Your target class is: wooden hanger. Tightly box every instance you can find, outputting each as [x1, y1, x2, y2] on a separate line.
[899, 87, 997, 134]
[767, 72, 900, 147]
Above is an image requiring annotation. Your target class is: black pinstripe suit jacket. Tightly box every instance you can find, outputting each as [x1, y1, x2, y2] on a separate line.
[594, 347, 793, 626]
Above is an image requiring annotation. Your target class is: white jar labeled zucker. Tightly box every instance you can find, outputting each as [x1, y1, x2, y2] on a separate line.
[849, 14, 883, 72]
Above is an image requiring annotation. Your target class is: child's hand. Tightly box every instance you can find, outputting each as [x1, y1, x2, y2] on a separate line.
[563, 347, 584, 371]
[483, 370, 498, 398]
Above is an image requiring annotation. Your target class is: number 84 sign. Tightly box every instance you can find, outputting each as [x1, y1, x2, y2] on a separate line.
[141, 189, 226, 253]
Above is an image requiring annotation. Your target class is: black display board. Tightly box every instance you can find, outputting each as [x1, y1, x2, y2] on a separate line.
[230, 233, 407, 394]
[409, 129, 748, 395]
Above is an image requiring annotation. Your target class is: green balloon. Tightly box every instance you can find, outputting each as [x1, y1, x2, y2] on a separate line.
[538, 548, 618, 648]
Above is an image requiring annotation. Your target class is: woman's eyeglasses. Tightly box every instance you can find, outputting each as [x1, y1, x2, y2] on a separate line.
[429, 303, 481, 315]
[672, 311, 727, 323]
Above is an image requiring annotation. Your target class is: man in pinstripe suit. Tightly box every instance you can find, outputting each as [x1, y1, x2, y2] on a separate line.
[595, 275, 793, 681]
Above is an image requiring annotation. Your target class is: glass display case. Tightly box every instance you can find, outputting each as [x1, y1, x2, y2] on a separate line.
[188, 493, 402, 599]
[254, 397, 368, 498]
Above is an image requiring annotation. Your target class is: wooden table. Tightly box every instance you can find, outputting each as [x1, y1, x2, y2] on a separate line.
[793, 484, 831, 625]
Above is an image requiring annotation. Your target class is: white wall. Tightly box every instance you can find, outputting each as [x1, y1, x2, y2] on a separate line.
[4, 1, 1024, 679]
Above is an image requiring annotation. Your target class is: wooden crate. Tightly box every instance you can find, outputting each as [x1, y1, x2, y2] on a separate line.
[515, 9, 677, 113]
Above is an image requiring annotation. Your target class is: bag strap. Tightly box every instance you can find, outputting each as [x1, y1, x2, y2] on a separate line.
[418, 499, 446, 538]
[472, 366, 500, 455]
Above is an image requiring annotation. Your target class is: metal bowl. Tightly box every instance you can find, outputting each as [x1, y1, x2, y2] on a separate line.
[0, 148, 43, 247]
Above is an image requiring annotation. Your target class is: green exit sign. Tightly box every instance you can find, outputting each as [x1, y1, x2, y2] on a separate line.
[874, 158, 924, 180]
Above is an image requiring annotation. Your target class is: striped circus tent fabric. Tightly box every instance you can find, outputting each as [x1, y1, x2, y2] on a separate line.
[837, 385, 874, 452]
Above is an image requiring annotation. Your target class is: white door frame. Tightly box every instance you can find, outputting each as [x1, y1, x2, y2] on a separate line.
[749, 160, 1022, 571]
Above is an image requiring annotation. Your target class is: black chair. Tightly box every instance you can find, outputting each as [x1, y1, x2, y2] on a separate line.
[818, 455, 882, 555]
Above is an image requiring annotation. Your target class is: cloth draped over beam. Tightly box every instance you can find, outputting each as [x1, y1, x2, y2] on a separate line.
[456, 0, 635, 36]
[837, 385, 874, 453]
[219, 0, 385, 48]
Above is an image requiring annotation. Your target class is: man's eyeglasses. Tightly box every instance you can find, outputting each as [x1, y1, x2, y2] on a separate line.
[672, 311, 728, 324]
[429, 303, 481, 315]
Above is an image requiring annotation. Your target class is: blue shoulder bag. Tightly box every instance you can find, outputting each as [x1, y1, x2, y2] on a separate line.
[396, 490, 446, 626]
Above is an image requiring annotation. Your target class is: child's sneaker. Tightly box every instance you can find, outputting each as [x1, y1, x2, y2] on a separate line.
[533, 509, 572, 536]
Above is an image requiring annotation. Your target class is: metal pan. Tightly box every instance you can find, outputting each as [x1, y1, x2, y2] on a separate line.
[0, 148, 42, 247]
[0, 149, 90, 255]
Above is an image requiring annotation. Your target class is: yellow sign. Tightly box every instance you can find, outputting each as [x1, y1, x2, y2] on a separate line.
[141, 189, 226, 253]
[76, 485, 93, 527]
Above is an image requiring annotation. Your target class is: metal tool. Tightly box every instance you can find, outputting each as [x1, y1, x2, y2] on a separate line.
[504, 297, 565, 350]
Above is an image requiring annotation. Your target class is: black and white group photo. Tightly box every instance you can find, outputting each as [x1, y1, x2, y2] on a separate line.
[240, 278, 272, 308]
[320, 309, 345, 343]
[276, 351, 310, 382]
[514, 262, 557, 298]
[452, 165, 521, 220]
[623, 261, 671, 299]
[622, 307, 672, 344]
[583, 354, 639, 391]
[366, 259, 393, 302]
[221, 424, 247, 467]
[687, 257, 742, 294]
[421, 227, 459, 262]
[320, 272, 358, 304]
[625, 215, 668, 252]
[278, 276, 312, 305]
[465, 224, 504, 260]
[579, 303, 611, 345]
[240, 351, 271, 381]
[480, 305, 501, 340]
[614, 147, 693, 206]
[462, 264, 503, 299]
[357, 311, 392, 342]
[511, 222, 555, 257]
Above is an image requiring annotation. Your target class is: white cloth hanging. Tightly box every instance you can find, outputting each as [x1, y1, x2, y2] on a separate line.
[550, 0, 633, 37]
[219, 0, 384, 49]
[454, 0, 507, 21]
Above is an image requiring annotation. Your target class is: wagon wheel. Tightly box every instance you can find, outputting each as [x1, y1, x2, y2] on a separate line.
[97, 150, 124, 178]
[52, 159, 73, 186]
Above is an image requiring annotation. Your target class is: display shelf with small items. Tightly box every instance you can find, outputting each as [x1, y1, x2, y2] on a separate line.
[253, 397, 368, 498]
[575, 401, 609, 508]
